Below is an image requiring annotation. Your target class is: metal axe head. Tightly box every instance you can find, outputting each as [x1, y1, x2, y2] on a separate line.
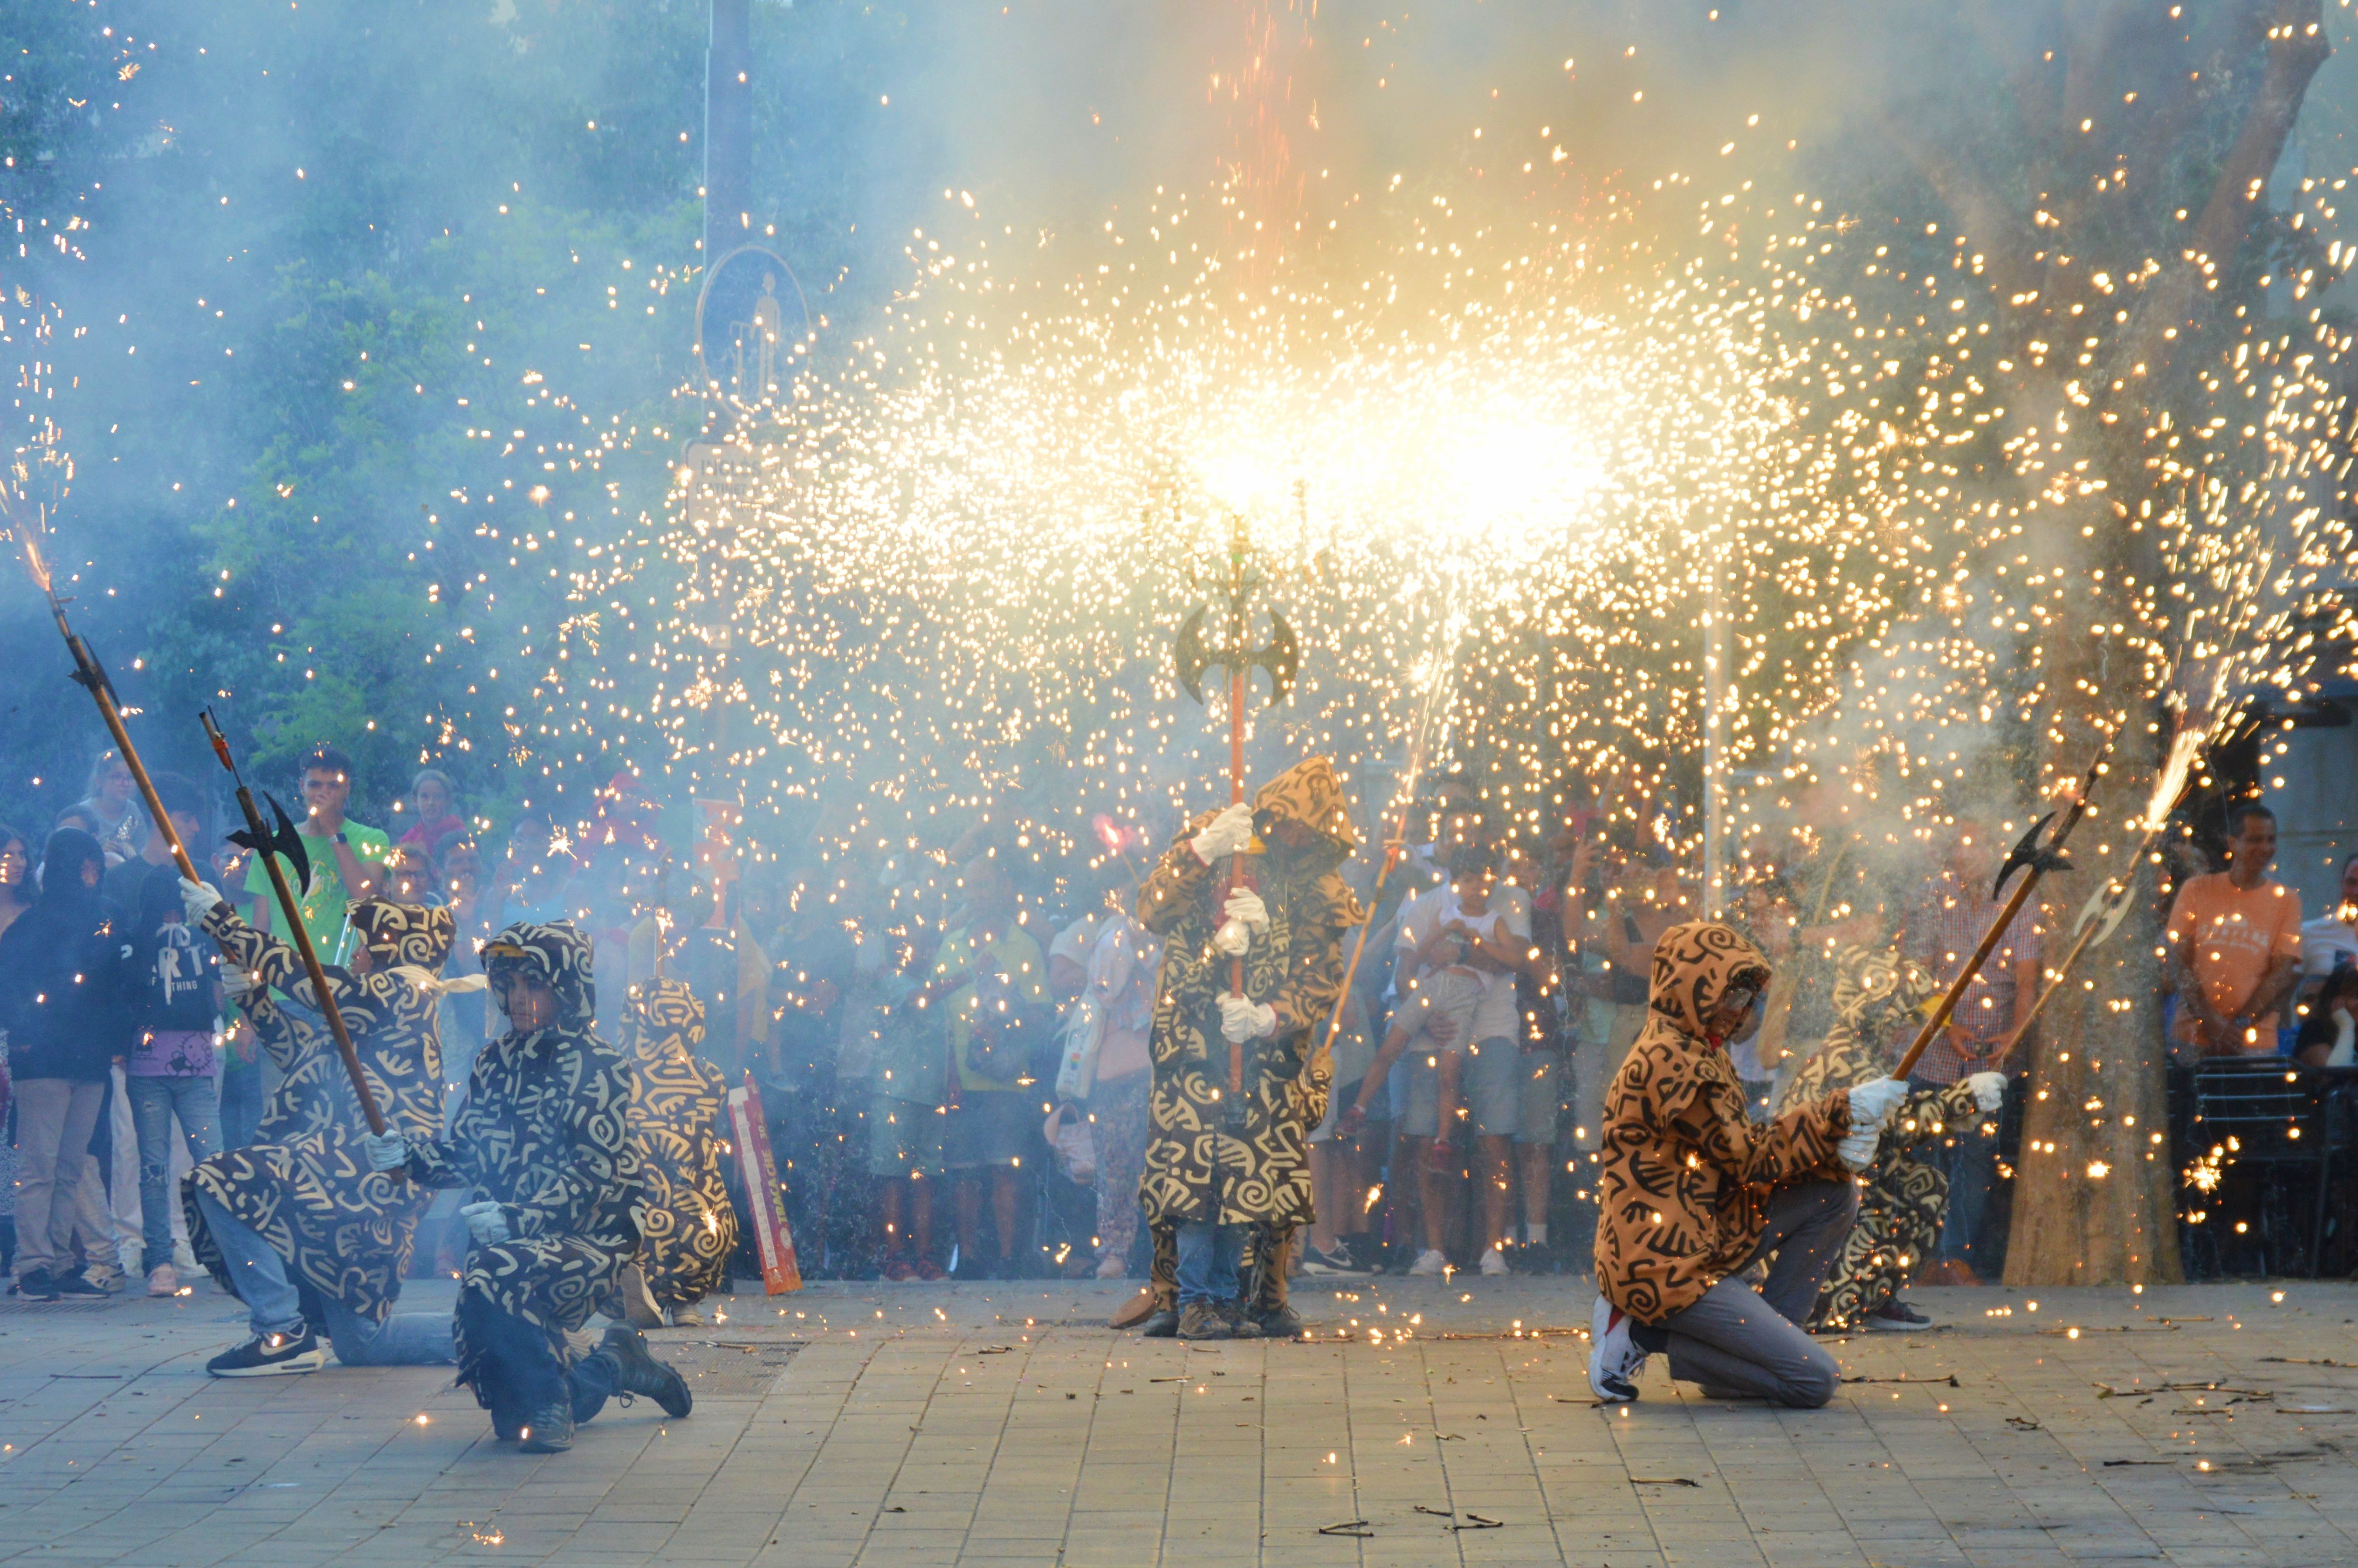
[1991, 810, 2070, 901]
[1173, 604, 1212, 704]
[228, 791, 313, 897]
[1251, 610, 1299, 706]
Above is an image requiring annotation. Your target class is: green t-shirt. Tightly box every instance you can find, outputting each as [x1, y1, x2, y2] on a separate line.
[932, 923, 1048, 1094]
[242, 820, 393, 963]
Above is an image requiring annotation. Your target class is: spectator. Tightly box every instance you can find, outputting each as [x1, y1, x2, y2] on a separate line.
[863, 925, 948, 1280]
[0, 829, 135, 1300]
[1301, 990, 1378, 1276]
[380, 843, 440, 907]
[242, 742, 388, 959]
[210, 841, 264, 1153]
[433, 837, 493, 1104]
[120, 863, 223, 1297]
[2296, 851, 2358, 1001]
[398, 768, 463, 857]
[72, 750, 144, 867]
[2166, 803, 2303, 1059]
[1073, 898, 1158, 1279]
[496, 807, 575, 928]
[2294, 965, 2358, 1068]
[102, 771, 206, 914]
[929, 855, 1050, 1279]
[0, 824, 28, 1274]
[1904, 819, 2040, 1286]
[0, 823, 34, 940]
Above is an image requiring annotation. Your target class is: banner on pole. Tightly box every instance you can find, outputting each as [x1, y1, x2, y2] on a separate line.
[727, 1073, 801, 1293]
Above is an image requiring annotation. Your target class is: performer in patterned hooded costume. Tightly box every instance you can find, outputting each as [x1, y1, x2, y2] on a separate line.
[1584, 920, 1911, 1408]
[1129, 756, 1363, 1341]
[614, 977, 738, 1323]
[360, 921, 692, 1453]
[179, 887, 461, 1376]
[1775, 947, 2006, 1333]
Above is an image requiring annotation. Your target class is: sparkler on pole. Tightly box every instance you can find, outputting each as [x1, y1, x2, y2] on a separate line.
[200, 708, 391, 1138]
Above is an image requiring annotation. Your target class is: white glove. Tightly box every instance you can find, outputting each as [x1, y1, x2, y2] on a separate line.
[1223, 887, 1269, 933]
[1217, 992, 1278, 1042]
[1846, 1076, 1909, 1129]
[461, 1200, 512, 1245]
[1190, 803, 1256, 866]
[179, 877, 224, 925]
[1967, 1071, 2007, 1114]
[1836, 1126, 1881, 1172]
[1213, 918, 1251, 957]
[360, 1129, 410, 1173]
[220, 967, 258, 1004]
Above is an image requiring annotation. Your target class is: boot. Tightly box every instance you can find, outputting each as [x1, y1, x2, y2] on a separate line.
[517, 1400, 575, 1453]
[1249, 1303, 1306, 1340]
[594, 1324, 694, 1419]
[1220, 1301, 1262, 1339]
[1176, 1301, 1231, 1341]
[1136, 1308, 1179, 1338]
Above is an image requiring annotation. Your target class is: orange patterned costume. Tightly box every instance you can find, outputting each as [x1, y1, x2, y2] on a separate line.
[1593, 920, 1856, 1323]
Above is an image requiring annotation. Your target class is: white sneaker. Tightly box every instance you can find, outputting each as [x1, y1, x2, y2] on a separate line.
[1588, 1294, 1648, 1403]
[1478, 1247, 1510, 1277]
[147, 1264, 179, 1298]
[1408, 1248, 1449, 1277]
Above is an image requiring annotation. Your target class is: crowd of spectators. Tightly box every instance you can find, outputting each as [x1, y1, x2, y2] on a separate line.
[1, 738, 2350, 1303]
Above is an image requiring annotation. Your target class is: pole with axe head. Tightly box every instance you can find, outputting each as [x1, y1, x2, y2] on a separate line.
[199, 709, 390, 1138]
[1171, 511, 1299, 1316]
[1890, 745, 2111, 1083]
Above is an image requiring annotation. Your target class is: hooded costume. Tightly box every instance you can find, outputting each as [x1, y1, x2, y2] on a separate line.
[617, 977, 738, 1312]
[186, 898, 453, 1325]
[1593, 920, 1856, 1323]
[1132, 757, 1364, 1326]
[1776, 946, 1993, 1330]
[391, 921, 647, 1429]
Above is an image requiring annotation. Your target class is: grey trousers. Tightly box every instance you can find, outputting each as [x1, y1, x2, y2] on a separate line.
[1653, 1178, 1855, 1408]
[13, 1079, 107, 1279]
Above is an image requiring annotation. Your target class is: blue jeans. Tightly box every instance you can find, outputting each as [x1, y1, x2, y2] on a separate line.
[125, 1074, 220, 1267]
[218, 1065, 264, 1152]
[1175, 1220, 1245, 1306]
[192, 1190, 453, 1365]
[1936, 1124, 2002, 1267]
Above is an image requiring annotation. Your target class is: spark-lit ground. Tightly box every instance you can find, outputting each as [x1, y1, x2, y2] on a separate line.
[4, 1274, 2358, 1566]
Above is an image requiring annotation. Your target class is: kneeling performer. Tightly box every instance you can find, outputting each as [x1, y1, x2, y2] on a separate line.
[1587, 921, 1904, 1408]
[362, 922, 691, 1453]
[181, 887, 460, 1376]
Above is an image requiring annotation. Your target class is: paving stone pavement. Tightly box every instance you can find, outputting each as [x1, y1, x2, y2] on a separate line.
[5, 1272, 2358, 1566]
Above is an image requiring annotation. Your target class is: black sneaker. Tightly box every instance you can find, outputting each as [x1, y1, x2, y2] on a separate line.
[207, 1327, 327, 1378]
[1299, 1244, 1375, 1277]
[1868, 1299, 1932, 1330]
[596, 1325, 693, 1419]
[52, 1270, 112, 1298]
[1136, 1308, 1179, 1339]
[11, 1268, 58, 1301]
[517, 1401, 575, 1453]
[1220, 1302, 1262, 1340]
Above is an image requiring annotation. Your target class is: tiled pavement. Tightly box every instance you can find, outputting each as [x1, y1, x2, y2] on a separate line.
[5, 1273, 2358, 1566]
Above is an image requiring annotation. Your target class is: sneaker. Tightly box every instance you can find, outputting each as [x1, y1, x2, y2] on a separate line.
[147, 1264, 180, 1298]
[1478, 1247, 1510, 1278]
[1299, 1244, 1375, 1278]
[1094, 1252, 1128, 1280]
[1137, 1307, 1179, 1338]
[596, 1325, 693, 1419]
[207, 1327, 328, 1378]
[11, 1269, 58, 1302]
[1407, 1248, 1450, 1278]
[1587, 1295, 1647, 1404]
[1176, 1301, 1231, 1341]
[517, 1402, 575, 1454]
[53, 1269, 114, 1298]
[1868, 1299, 1932, 1330]
[666, 1306, 704, 1328]
[1220, 1302, 1262, 1340]
[78, 1264, 124, 1294]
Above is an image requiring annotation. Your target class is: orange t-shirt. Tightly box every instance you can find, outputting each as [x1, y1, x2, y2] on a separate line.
[2164, 873, 2303, 1053]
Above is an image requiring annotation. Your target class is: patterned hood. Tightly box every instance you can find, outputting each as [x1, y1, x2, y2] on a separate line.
[1647, 919, 1773, 1042]
[1251, 755, 1357, 881]
[481, 919, 598, 1031]
[348, 897, 456, 973]
[1829, 946, 1940, 1065]
[626, 977, 707, 1062]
